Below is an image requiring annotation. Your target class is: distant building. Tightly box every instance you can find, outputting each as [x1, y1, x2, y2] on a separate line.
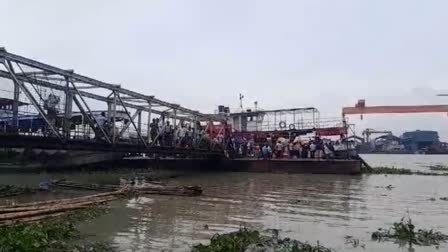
[401, 130, 439, 151]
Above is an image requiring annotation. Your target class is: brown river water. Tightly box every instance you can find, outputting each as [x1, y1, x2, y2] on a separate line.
[1, 154, 448, 251]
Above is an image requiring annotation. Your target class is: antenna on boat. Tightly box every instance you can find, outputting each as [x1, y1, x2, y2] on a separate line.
[239, 93, 244, 110]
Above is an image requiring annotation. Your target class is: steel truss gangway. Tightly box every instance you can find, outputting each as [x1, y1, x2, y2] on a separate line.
[0, 47, 223, 157]
[0, 134, 223, 157]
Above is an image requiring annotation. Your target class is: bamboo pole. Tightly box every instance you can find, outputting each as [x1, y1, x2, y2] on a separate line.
[0, 195, 117, 214]
[0, 190, 124, 209]
[0, 196, 117, 221]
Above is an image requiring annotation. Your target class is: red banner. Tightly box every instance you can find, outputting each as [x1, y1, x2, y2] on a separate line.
[316, 127, 347, 136]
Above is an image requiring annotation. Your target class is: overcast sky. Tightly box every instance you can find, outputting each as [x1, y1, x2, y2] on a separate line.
[1, 0, 448, 139]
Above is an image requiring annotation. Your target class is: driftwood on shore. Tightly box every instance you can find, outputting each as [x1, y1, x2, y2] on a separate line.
[0, 182, 203, 223]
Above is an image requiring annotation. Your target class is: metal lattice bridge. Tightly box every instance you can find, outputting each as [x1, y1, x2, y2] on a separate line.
[0, 48, 224, 158]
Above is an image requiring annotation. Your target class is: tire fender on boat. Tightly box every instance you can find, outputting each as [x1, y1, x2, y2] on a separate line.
[279, 121, 287, 129]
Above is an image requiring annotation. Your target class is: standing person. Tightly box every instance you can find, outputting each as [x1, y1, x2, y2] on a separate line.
[173, 126, 179, 146]
[255, 144, 261, 159]
[185, 125, 193, 147]
[149, 118, 158, 144]
[302, 142, 309, 158]
[310, 140, 316, 159]
[169, 123, 174, 146]
[324, 141, 333, 159]
[297, 141, 303, 158]
[162, 121, 172, 146]
[262, 144, 269, 160]
[43, 93, 60, 136]
[275, 141, 283, 158]
[177, 124, 187, 147]
[288, 142, 295, 158]
[158, 117, 164, 137]
[315, 138, 324, 160]
[241, 137, 248, 157]
[266, 134, 273, 147]
[94, 112, 108, 141]
[247, 140, 253, 157]
[267, 144, 273, 159]
[95, 112, 108, 128]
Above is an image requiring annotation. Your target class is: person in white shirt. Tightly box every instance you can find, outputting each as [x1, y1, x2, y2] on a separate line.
[95, 112, 107, 128]
[94, 112, 108, 140]
[177, 124, 187, 147]
[310, 141, 316, 159]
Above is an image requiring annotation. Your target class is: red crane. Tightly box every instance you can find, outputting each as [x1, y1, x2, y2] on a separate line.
[342, 100, 448, 117]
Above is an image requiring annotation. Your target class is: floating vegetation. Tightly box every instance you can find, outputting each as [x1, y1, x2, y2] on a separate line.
[344, 236, 365, 249]
[414, 171, 448, 176]
[191, 228, 331, 252]
[365, 166, 413, 175]
[0, 207, 113, 252]
[375, 184, 394, 190]
[0, 185, 35, 198]
[364, 166, 448, 176]
[428, 165, 448, 171]
[372, 216, 448, 247]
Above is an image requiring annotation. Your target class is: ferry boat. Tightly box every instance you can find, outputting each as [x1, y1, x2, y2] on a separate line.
[206, 103, 362, 174]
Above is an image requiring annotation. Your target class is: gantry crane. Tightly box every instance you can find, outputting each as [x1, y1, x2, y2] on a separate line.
[343, 99, 448, 117]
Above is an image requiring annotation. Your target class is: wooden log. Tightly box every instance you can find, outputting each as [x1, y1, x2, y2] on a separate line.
[53, 183, 114, 191]
[53, 181, 202, 196]
[0, 196, 117, 221]
[53, 180, 121, 191]
[0, 190, 125, 209]
[0, 195, 119, 214]
[133, 185, 203, 196]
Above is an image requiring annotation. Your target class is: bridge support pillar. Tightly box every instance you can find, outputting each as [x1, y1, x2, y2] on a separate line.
[137, 110, 142, 134]
[173, 109, 177, 127]
[112, 93, 117, 144]
[64, 91, 73, 139]
[12, 75, 19, 132]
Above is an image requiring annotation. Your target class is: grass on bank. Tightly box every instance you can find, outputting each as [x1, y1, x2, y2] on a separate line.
[192, 228, 331, 252]
[0, 184, 35, 198]
[0, 207, 113, 252]
[372, 216, 448, 247]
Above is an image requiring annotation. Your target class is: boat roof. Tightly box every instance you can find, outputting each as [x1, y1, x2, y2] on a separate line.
[229, 107, 318, 116]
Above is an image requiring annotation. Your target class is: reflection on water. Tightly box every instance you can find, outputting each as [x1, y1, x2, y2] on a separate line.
[1, 154, 448, 251]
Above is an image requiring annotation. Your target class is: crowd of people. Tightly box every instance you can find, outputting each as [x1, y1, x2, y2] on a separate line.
[149, 118, 208, 148]
[93, 113, 347, 160]
[223, 134, 344, 160]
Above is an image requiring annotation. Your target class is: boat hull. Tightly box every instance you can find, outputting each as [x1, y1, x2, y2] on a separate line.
[120, 157, 362, 175]
[221, 159, 362, 175]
